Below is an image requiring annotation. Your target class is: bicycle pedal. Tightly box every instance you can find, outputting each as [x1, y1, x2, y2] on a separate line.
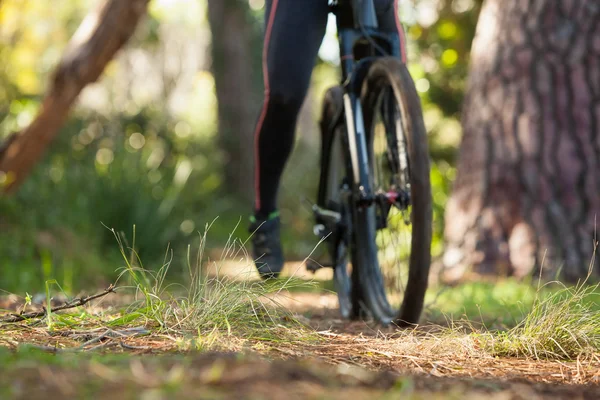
[313, 224, 327, 237]
[305, 259, 333, 273]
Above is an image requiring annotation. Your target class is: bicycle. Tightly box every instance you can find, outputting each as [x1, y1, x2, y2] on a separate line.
[307, 0, 432, 326]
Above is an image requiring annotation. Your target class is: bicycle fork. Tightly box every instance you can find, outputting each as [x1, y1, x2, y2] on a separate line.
[344, 84, 411, 213]
[343, 91, 372, 204]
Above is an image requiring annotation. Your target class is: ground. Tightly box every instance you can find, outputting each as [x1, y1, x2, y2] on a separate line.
[1, 264, 600, 399]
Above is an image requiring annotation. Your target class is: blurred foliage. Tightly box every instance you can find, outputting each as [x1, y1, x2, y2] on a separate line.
[0, 108, 243, 292]
[0, 0, 482, 293]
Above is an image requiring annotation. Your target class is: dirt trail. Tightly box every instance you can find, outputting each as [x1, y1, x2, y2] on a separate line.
[275, 291, 600, 379]
[2, 350, 598, 400]
[2, 284, 600, 399]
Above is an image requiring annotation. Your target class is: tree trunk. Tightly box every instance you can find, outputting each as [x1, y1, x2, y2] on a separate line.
[443, 0, 600, 282]
[207, 0, 262, 202]
[0, 0, 150, 194]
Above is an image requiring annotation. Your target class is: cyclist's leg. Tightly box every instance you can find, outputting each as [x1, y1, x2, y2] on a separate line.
[253, 0, 329, 219]
[250, 0, 329, 278]
[374, 0, 408, 62]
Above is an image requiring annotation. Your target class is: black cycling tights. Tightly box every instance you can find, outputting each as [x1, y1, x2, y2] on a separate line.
[253, 0, 406, 220]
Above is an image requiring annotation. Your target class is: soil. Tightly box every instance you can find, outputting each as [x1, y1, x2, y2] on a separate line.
[1, 290, 600, 399]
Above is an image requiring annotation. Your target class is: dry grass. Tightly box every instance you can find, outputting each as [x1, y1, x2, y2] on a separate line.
[246, 324, 598, 388]
[0, 225, 318, 356]
[2, 305, 599, 388]
[479, 282, 600, 360]
[107, 224, 318, 349]
[2, 230, 600, 397]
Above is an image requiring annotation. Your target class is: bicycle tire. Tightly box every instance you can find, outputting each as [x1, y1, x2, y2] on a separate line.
[353, 57, 432, 326]
[317, 86, 360, 319]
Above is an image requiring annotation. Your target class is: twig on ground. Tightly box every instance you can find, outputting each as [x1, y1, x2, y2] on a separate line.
[120, 342, 152, 351]
[0, 338, 20, 348]
[6, 327, 150, 354]
[79, 327, 150, 349]
[80, 332, 111, 348]
[85, 341, 116, 352]
[0, 285, 116, 323]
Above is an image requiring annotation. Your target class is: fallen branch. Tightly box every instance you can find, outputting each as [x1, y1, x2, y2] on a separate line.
[79, 326, 150, 349]
[0, 284, 116, 323]
[0, 0, 150, 193]
[86, 340, 116, 352]
[120, 342, 152, 351]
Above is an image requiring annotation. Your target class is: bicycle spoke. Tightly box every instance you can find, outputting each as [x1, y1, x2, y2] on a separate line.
[369, 83, 414, 310]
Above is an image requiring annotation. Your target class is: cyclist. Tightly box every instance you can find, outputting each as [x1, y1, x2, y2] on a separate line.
[249, 0, 408, 279]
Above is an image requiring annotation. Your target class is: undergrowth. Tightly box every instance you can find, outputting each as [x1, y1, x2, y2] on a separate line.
[111, 224, 316, 349]
[0, 225, 317, 352]
[2, 225, 599, 363]
[479, 280, 600, 360]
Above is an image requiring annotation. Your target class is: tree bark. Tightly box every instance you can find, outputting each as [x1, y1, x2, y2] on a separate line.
[0, 0, 150, 194]
[443, 0, 600, 282]
[207, 0, 262, 202]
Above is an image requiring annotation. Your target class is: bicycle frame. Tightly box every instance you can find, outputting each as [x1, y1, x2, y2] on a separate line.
[312, 0, 406, 239]
[311, 2, 430, 325]
[331, 0, 404, 206]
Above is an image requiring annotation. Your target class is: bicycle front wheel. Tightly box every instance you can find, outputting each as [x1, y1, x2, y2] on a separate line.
[352, 57, 432, 326]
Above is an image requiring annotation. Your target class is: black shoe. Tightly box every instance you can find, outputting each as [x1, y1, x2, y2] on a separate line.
[248, 215, 284, 279]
